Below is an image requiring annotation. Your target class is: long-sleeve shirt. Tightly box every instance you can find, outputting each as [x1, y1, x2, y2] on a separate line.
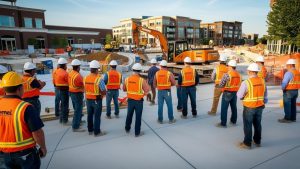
[153, 69, 176, 88]
[178, 67, 200, 86]
[98, 78, 106, 92]
[281, 71, 293, 90]
[147, 66, 159, 86]
[123, 74, 150, 94]
[219, 73, 230, 88]
[237, 75, 268, 104]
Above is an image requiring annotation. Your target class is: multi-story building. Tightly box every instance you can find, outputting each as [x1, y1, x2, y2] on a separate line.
[200, 21, 243, 46]
[112, 18, 142, 44]
[242, 33, 259, 45]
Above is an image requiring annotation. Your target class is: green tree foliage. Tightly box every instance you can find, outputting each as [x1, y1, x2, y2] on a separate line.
[105, 34, 112, 45]
[51, 37, 68, 48]
[267, 0, 300, 45]
[257, 35, 268, 45]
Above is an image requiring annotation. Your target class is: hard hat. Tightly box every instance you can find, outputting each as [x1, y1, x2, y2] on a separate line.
[132, 63, 142, 71]
[184, 57, 192, 63]
[150, 58, 157, 64]
[256, 55, 264, 62]
[228, 60, 237, 67]
[1, 71, 23, 87]
[71, 59, 81, 66]
[219, 53, 227, 62]
[58, 58, 68, 65]
[286, 59, 296, 65]
[89, 60, 100, 69]
[109, 60, 118, 66]
[0, 65, 8, 74]
[247, 63, 260, 72]
[159, 60, 168, 66]
[23, 62, 36, 70]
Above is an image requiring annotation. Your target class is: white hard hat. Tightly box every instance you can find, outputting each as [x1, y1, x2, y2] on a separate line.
[286, 59, 296, 65]
[0, 65, 8, 74]
[228, 60, 237, 67]
[247, 63, 260, 72]
[89, 60, 100, 69]
[58, 58, 68, 65]
[150, 58, 157, 64]
[219, 53, 227, 62]
[256, 55, 264, 62]
[24, 62, 36, 70]
[132, 63, 142, 71]
[109, 60, 118, 66]
[184, 57, 192, 63]
[71, 59, 81, 66]
[159, 60, 168, 67]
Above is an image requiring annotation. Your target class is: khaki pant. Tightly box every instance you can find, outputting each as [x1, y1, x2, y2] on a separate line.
[210, 86, 223, 114]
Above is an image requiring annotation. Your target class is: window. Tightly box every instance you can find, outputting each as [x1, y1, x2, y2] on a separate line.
[24, 18, 32, 28]
[178, 28, 185, 39]
[35, 18, 43, 28]
[68, 37, 74, 45]
[0, 15, 15, 27]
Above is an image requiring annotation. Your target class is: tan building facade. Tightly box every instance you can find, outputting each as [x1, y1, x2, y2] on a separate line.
[112, 18, 141, 44]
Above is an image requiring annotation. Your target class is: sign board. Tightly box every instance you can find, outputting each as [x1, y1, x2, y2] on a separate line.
[28, 45, 34, 54]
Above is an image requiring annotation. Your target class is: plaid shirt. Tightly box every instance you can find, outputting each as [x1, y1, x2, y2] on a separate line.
[218, 73, 230, 88]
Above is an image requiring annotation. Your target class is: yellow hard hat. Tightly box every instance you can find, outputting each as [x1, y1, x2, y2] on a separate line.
[1, 71, 23, 87]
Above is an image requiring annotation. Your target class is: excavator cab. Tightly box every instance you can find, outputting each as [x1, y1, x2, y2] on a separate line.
[168, 41, 189, 62]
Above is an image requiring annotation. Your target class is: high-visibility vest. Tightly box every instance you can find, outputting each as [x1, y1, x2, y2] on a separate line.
[106, 70, 121, 90]
[215, 64, 228, 85]
[258, 66, 267, 79]
[84, 73, 102, 100]
[181, 67, 196, 87]
[223, 70, 241, 92]
[125, 74, 144, 100]
[68, 70, 84, 93]
[0, 81, 4, 97]
[0, 98, 36, 153]
[285, 69, 300, 90]
[52, 68, 57, 86]
[156, 69, 171, 90]
[243, 77, 265, 108]
[22, 74, 40, 98]
[54, 68, 68, 87]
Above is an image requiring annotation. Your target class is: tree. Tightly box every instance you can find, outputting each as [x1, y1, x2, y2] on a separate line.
[297, 34, 300, 48]
[105, 34, 112, 45]
[51, 37, 68, 48]
[267, 0, 300, 44]
[257, 35, 268, 45]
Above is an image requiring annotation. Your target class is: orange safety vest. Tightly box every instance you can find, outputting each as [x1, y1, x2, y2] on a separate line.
[258, 66, 267, 79]
[68, 70, 84, 93]
[22, 74, 40, 98]
[84, 73, 102, 100]
[181, 67, 196, 87]
[215, 64, 228, 85]
[54, 68, 68, 87]
[156, 69, 171, 90]
[223, 70, 241, 92]
[125, 74, 144, 100]
[0, 98, 36, 153]
[243, 77, 265, 108]
[285, 69, 300, 90]
[106, 70, 121, 90]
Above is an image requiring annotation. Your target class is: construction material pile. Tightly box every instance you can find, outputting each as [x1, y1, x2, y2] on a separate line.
[77, 51, 129, 65]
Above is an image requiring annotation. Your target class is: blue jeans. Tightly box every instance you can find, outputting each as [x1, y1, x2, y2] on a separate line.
[58, 89, 69, 123]
[23, 97, 41, 117]
[70, 92, 83, 129]
[54, 88, 61, 117]
[106, 89, 119, 116]
[86, 99, 102, 135]
[220, 91, 237, 126]
[3, 148, 40, 169]
[243, 106, 264, 146]
[158, 90, 174, 121]
[283, 90, 298, 121]
[176, 86, 182, 110]
[182, 86, 197, 116]
[125, 99, 143, 136]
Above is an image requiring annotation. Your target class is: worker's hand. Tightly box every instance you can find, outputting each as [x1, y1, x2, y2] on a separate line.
[39, 147, 47, 158]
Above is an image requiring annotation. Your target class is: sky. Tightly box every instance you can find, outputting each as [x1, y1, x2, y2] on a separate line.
[15, 0, 270, 37]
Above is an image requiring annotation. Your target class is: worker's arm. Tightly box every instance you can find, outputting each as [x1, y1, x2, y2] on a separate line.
[153, 75, 157, 88]
[264, 85, 268, 104]
[142, 79, 150, 95]
[237, 81, 247, 100]
[211, 68, 216, 81]
[32, 129, 47, 158]
[103, 73, 108, 85]
[170, 73, 176, 86]
[30, 79, 42, 89]
[98, 78, 107, 95]
[123, 78, 127, 91]
[219, 73, 229, 88]
[194, 70, 200, 85]
[281, 71, 293, 91]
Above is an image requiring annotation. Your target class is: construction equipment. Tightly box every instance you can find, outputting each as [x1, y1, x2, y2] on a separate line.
[105, 41, 122, 52]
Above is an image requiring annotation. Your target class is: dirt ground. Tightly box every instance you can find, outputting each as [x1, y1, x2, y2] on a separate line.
[76, 51, 129, 65]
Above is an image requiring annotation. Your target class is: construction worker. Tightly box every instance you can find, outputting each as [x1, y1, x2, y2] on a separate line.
[153, 60, 176, 124]
[66, 45, 72, 58]
[237, 63, 268, 149]
[124, 63, 150, 137]
[278, 59, 300, 123]
[22, 62, 46, 116]
[104, 60, 122, 119]
[0, 72, 47, 168]
[68, 59, 85, 132]
[256, 55, 268, 81]
[84, 60, 107, 136]
[208, 54, 228, 116]
[53, 58, 69, 125]
[0, 65, 8, 97]
[216, 60, 241, 127]
[178, 57, 199, 119]
[147, 58, 159, 105]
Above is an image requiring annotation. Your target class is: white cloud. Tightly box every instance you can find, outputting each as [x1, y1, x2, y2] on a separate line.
[207, 0, 218, 6]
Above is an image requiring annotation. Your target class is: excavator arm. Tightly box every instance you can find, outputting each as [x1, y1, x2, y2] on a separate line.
[132, 22, 168, 60]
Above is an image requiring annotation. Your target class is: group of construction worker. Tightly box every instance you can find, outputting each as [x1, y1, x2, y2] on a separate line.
[0, 52, 300, 168]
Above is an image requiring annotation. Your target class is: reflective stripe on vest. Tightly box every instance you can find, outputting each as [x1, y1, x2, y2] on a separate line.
[68, 70, 83, 92]
[106, 70, 121, 90]
[126, 75, 144, 100]
[224, 71, 241, 92]
[286, 69, 300, 90]
[215, 65, 228, 84]
[243, 77, 265, 108]
[181, 67, 195, 87]
[22, 75, 40, 98]
[84, 74, 101, 99]
[156, 70, 171, 90]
